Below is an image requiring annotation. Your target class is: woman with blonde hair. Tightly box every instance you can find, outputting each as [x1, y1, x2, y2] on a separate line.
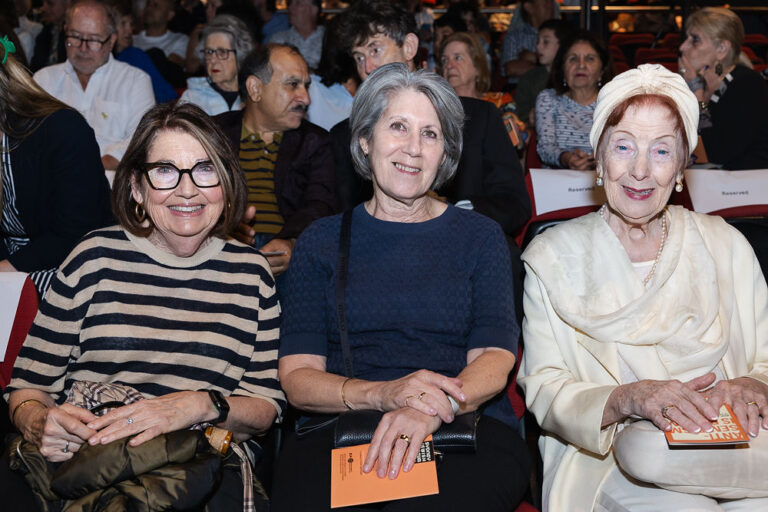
[678, 7, 768, 169]
[0, 38, 111, 295]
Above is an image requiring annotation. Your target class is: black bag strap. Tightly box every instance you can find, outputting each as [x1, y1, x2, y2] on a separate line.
[336, 210, 354, 378]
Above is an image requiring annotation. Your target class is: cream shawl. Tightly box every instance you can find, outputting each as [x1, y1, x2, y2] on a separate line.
[523, 205, 730, 382]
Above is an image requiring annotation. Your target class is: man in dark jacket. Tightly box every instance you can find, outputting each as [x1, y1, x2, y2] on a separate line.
[215, 44, 336, 277]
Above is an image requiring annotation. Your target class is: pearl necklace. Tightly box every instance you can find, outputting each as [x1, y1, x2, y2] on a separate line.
[599, 205, 668, 287]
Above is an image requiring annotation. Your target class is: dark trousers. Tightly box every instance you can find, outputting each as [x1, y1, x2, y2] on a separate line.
[271, 416, 531, 512]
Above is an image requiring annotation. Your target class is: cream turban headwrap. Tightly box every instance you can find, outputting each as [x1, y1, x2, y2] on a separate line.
[589, 63, 699, 154]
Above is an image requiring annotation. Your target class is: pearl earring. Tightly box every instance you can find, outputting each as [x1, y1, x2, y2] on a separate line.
[596, 176, 604, 187]
[675, 179, 684, 193]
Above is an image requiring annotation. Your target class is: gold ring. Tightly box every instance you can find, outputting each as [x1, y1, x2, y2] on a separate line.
[746, 401, 758, 407]
[661, 405, 677, 420]
[404, 395, 414, 407]
[417, 392, 426, 400]
[398, 434, 411, 444]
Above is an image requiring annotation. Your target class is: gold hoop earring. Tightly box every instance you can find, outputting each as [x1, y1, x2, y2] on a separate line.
[134, 202, 147, 222]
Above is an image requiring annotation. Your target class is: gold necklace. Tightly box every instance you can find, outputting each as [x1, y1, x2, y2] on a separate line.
[599, 205, 668, 287]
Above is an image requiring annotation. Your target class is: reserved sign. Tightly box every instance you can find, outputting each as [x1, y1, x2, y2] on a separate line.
[529, 169, 606, 216]
[684, 169, 768, 213]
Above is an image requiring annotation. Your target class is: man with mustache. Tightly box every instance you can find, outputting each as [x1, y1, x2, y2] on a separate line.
[215, 44, 336, 278]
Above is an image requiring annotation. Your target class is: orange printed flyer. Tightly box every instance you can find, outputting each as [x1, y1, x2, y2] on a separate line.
[330, 436, 439, 508]
[665, 404, 750, 446]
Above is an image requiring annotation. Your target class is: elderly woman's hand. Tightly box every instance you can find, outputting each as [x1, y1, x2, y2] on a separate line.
[604, 373, 720, 434]
[560, 149, 595, 170]
[31, 404, 98, 462]
[86, 391, 213, 447]
[374, 369, 465, 424]
[363, 407, 442, 479]
[703, 377, 768, 437]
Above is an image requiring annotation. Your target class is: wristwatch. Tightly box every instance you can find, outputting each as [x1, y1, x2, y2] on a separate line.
[207, 390, 230, 424]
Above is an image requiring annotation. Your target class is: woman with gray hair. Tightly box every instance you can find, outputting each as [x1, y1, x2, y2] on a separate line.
[179, 14, 254, 116]
[271, 62, 530, 510]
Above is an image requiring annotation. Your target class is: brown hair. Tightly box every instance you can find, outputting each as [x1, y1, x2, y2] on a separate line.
[111, 102, 247, 240]
[596, 94, 689, 173]
[685, 7, 744, 68]
[439, 32, 490, 94]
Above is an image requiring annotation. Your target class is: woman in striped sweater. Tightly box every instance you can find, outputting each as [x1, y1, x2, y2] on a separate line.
[3, 103, 284, 510]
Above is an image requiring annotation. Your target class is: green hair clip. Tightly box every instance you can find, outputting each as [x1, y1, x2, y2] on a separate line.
[1, 35, 16, 64]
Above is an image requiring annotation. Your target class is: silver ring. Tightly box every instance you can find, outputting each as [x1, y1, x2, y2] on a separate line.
[661, 405, 677, 420]
[62, 441, 70, 453]
[126, 417, 134, 425]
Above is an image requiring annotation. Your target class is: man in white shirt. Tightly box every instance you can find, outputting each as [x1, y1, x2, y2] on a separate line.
[267, 0, 323, 70]
[133, 0, 188, 68]
[34, 0, 155, 170]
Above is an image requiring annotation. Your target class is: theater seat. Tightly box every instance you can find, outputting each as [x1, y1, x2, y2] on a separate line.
[1, 276, 38, 389]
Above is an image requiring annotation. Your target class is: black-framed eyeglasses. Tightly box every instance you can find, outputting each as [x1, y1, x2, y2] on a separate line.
[141, 161, 221, 190]
[201, 47, 236, 60]
[65, 33, 112, 51]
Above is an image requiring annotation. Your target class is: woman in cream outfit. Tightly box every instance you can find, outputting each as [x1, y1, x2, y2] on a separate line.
[519, 64, 768, 511]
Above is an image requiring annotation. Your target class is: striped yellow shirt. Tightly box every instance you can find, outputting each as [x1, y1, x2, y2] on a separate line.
[239, 124, 285, 235]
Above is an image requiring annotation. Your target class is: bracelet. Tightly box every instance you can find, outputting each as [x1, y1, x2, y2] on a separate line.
[341, 378, 354, 410]
[11, 398, 48, 426]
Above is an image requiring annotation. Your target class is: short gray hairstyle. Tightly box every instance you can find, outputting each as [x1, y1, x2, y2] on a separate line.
[350, 63, 464, 190]
[198, 14, 254, 68]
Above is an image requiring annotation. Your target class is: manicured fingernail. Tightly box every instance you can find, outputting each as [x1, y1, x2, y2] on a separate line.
[693, 427, 701, 433]
[705, 426, 713, 432]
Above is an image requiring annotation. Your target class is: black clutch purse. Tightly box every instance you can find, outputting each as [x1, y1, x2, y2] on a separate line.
[333, 409, 479, 453]
[329, 211, 478, 454]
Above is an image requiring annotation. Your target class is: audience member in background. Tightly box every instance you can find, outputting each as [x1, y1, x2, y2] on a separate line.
[515, 18, 570, 125]
[448, 1, 491, 55]
[2, 102, 283, 511]
[441, 31, 525, 149]
[429, 7, 466, 71]
[167, 0, 205, 34]
[34, 0, 155, 170]
[332, 0, 531, 240]
[14, 0, 42, 43]
[307, 14, 358, 131]
[0, 10, 28, 65]
[134, 0, 188, 87]
[214, 45, 336, 278]
[180, 14, 253, 115]
[679, 7, 768, 170]
[0, 47, 112, 295]
[1, 0, 31, 61]
[185, 0, 260, 75]
[109, 0, 178, 103]
[268, 0, 324, 71]
[274, 63, 531, 510]
[501, 0, 555, 84]
[255, 0, 288, 44]
[29, 0, 66, 71]
[536, 30, 613, 169]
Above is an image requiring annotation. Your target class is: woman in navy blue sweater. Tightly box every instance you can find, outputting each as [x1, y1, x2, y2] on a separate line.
[273, 63, 530, 510]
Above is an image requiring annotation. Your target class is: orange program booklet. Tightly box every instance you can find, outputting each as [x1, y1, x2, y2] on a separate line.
[330, 436, 439, 508]
[665, 404, 750, 446]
